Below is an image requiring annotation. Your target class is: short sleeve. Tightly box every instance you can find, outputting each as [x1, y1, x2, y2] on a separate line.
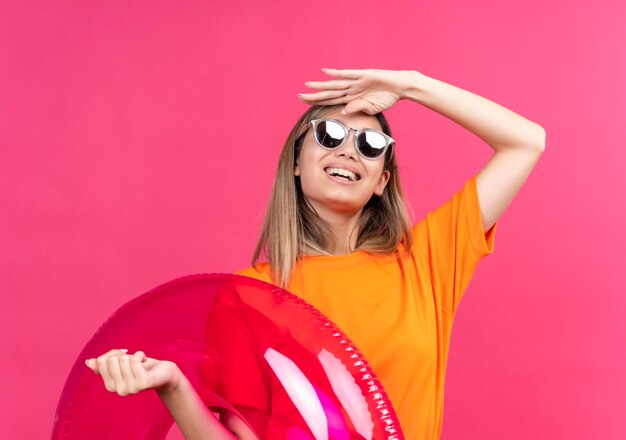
[412, 174, 497, 316]
[235, 265, 274, 284]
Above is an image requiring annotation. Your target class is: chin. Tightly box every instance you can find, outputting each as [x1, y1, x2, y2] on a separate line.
[321, 197, 366, 214]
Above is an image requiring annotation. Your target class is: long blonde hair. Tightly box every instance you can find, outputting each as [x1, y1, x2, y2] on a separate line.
[252, 104, 413, 288]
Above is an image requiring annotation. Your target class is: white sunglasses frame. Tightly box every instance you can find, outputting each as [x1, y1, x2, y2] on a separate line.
[309, 118, 395, 161]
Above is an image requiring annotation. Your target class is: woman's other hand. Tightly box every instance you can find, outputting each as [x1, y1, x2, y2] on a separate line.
[85, 349, 181, 396]
[298, 68, 417, 115]
[85, 349, 247, 439]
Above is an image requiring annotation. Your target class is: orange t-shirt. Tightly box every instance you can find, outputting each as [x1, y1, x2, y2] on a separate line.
[236, 174, 497, 440]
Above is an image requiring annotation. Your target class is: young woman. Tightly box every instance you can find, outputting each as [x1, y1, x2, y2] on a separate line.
[86, 68, 546, 439]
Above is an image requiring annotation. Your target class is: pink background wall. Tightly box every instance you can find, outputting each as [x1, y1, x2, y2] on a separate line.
[1, 0, 624, 438]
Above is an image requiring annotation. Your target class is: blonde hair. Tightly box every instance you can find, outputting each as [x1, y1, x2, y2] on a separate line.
[251, 104, 413, 288]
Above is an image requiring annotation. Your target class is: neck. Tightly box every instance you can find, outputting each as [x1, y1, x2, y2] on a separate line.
[311, 203, 362, 256]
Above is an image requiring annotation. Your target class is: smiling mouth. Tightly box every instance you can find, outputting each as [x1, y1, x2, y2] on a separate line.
[324, 167, 361, 182]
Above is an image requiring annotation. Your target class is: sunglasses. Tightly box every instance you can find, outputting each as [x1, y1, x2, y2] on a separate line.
[309, 118, 395, 160]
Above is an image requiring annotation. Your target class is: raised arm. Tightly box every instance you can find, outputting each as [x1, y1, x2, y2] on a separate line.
[299, 68, 546, 233]
[402, 72, 545, 232]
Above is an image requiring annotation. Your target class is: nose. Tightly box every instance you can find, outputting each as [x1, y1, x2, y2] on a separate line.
[335, 128, 359, 161]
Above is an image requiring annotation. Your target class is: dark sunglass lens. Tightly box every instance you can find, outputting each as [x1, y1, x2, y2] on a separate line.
[357, 131, 387, 158]
[315, 120, 345, 148]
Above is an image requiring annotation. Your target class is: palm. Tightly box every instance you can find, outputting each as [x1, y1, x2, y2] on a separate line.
[349, 89, 399, 114]
[299, 68, 414, 115]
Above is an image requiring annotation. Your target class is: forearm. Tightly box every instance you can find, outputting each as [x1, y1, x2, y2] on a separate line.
[402, 71, 546, 152]
[157, 372, 238, 440]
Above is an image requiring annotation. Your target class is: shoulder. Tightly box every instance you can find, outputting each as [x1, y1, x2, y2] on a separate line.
[409, 176, 476, 248]
[235, 262, 274, 284]
[410, 175, 495, 259]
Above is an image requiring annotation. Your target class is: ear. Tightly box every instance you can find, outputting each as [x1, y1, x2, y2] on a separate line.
[374, 170, 391, 196]
[294, 159, 300, 177]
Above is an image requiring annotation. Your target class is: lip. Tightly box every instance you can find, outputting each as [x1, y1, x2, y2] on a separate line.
[325, 172, 359, 185]
[323, 162, 362, 182]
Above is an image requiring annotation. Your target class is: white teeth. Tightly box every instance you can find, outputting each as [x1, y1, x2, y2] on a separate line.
[325, 167, 358, 182]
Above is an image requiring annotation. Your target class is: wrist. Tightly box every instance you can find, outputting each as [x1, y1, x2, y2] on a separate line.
[401, 70, 432, 104]
[156, 362, 187, 397]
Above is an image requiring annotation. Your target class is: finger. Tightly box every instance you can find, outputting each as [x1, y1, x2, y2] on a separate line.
[130, 354, 151, 390]
[300, 97, 350, 106]
[298, 90, 349, 102]
[102, 348, 129, 357]
[96, 354, 113, 391]
[321, 68, 362, 79]
[89, 349, 127, 374]
[132, 350, 147, 362]
[343, 99, 373, 115]
[141, 357, 159, 371]
[304, 79, 353, 91]
[85, 358, 98, 373]
[106, 355, 125, 393]
[119, 354, 137, 394]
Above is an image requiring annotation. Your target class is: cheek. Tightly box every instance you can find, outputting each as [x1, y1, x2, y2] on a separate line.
[364, 162, 385, 180]
[297, 145, 322, 177]
[295, 160, 317, 193]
